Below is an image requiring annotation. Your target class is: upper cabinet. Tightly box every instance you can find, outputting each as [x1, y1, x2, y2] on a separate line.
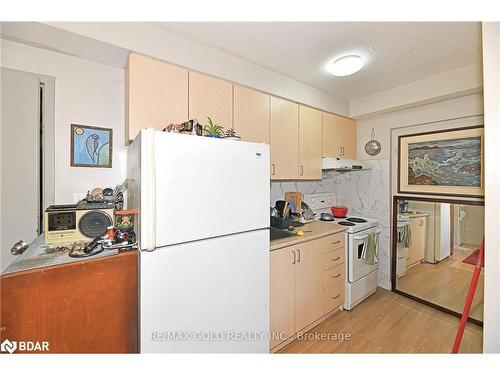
[322, 112, 357, 159]
[233, 85, 270, 144]
[298, 105, 322, 180]
[126, 52, 188, 143]
[270, 97, 299, 179]
[188, 71, 233, 129]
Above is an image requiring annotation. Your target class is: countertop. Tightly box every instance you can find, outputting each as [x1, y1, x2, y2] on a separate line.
[1, 234, 125, 276]
[399, 212, 430, 219]
[270, 221, 346, 251]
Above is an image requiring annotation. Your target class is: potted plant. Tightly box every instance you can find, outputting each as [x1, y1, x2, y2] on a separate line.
[203, 117, 225, 138]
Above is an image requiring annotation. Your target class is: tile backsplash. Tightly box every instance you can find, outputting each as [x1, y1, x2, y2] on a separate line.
[271, 159, 391, 290]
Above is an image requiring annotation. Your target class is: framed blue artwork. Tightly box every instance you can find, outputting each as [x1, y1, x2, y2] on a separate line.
[398, 126, 484, 197]
[70, 124, 113, 168]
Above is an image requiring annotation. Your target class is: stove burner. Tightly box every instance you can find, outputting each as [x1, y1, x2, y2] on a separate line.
[338, 221, 355, 226]
[347, 217, 367, 223]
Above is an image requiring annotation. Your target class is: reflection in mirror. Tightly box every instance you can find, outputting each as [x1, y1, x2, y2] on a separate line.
[394, 198, 484, 323]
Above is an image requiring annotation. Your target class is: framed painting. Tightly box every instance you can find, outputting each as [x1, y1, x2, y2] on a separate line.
[398, 126, 484, 197]
[70, 124, 113, 168]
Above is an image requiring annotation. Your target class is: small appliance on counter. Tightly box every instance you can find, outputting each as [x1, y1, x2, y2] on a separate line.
[44, 185, 124, 245]
[44, 203, 114, 245]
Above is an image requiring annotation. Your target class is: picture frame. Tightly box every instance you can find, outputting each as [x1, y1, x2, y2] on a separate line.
[70, 124, 113, 168]
[398, 126, 484, 197]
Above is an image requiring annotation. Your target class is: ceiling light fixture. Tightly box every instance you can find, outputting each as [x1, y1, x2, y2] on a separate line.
[328, 55, 364, 77]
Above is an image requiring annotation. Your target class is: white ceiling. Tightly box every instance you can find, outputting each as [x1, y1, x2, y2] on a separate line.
[153, 22, 482, 100]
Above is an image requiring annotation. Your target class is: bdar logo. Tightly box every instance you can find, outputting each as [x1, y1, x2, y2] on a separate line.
[1, 339, 17, 354]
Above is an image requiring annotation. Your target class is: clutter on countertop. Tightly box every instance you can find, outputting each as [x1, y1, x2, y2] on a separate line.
[1, 235, 121, 275]
[270, 220, 346, 251]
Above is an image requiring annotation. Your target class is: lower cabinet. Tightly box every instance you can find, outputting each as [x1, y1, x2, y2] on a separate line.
[0, 252, 138, 353]
[294, 240, 324, 332]
[270, 232, 345, 350]
[406, 216, 428, 267]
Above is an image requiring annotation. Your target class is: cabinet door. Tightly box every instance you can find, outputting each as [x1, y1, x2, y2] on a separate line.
[233, 85, 270, 143]
[270, 97, 299, 179]
[126, 53, 188, 143]
[298, 105, 322, 180]
[322, 112, 357, 159]
[0, 252, 138, 353]
[294, 240, 324, 332]
[407, 217, 426, 266]
[188, 71, 233, 129]
[270, 247, 295, 348]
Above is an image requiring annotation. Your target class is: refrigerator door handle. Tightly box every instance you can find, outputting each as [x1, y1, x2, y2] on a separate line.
[142, 128, 157, 251]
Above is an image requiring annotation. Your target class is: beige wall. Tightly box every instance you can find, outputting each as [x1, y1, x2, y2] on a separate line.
[1, 39, 126, 204]
[460, 205, 485, 247]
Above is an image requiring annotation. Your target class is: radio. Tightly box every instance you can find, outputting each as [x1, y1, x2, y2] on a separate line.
[44, 204, 114, 244]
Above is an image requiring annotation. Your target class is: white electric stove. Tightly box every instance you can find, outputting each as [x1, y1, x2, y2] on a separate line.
[304, 193, 380, 310]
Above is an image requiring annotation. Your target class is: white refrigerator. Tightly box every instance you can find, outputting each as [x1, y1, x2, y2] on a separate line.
[128, 129, 270, 353]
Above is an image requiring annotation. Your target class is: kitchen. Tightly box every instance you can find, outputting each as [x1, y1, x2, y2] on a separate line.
[1, 15, 500, 365]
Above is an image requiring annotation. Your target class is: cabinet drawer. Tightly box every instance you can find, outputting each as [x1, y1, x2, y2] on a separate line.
[320, 232, 345, 253]
[324, 280, 345, 313]
[323, 263, 345, 288]
[323, 248, 344, 271]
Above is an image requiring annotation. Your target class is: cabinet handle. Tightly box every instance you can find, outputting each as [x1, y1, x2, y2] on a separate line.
[300, 165, 304, 176]
[332, 273, 341, 279]
[272, 163, 276, 176]
[340, 147, 345, 156]
[332, 240, 341, 245]
[292, 250, 296, 264]
[297, 249, 301, 263]
[331, 293, 341, 300]
[332, 256, 341, 261]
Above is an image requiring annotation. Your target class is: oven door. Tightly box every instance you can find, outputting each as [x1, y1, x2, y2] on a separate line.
[347, 227, 380, 283]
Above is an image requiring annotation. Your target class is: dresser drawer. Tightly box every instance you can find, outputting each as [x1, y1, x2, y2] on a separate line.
[324, 279, 345, 313]
[320, 232, 345, 253]
[323, 248, 344, 271]
[323, 263, 345, 288]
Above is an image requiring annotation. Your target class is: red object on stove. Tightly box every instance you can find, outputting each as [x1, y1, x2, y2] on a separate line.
[331, 206, 348, 218]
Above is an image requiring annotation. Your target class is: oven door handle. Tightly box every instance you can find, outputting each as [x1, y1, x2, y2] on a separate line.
[353, 229, 381, 241]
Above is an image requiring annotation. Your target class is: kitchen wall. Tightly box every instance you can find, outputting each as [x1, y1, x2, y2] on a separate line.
[271, 159, 391, 290]
[356, 92, 484, 160]
[1, 39, 126, 204]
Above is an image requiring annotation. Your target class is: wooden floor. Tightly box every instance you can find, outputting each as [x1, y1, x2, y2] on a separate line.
[397, 248, 484, 321]
[278, 289, 483, 353]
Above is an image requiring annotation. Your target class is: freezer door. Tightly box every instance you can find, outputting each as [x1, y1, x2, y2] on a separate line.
[148, 130, 269, 248]
[140, 229, 269, 353]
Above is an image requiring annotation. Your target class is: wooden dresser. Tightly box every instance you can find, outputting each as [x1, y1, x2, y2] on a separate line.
[0, 251, 138, 353]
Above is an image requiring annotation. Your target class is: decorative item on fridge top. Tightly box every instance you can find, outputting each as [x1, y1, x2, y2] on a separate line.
[163, 119, 203, 136]
[204, 117, 225, 138]
[365, 127, 382, 156]
[224, 128, 241, 141]
[71, 124, 112, 168]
